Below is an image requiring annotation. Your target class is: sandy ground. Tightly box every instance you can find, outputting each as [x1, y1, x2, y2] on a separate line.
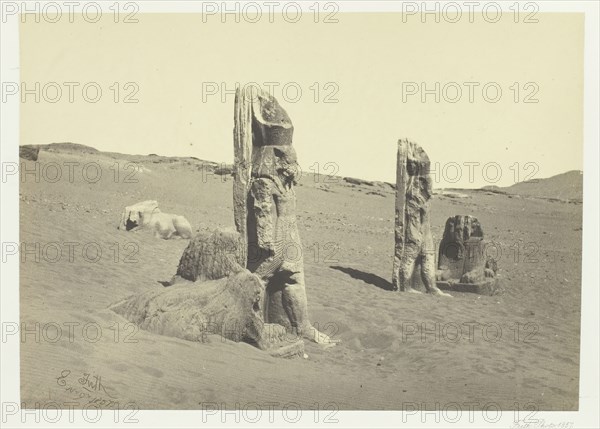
[19, 147, 582, 410]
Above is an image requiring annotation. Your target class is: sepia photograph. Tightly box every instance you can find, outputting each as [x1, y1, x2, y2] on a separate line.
[1, 1, 599, 427]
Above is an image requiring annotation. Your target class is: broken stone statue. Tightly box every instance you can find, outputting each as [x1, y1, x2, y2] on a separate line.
[392, 138, 451, 297]
[112, 229, 305, 358]
[113, 86, 334, 356]
[233, 86, 335, 345]
[436, 215, 499, 295]
[110, 85, 338, 357]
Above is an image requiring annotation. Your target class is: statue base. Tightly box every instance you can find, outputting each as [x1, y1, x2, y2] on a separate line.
[436, 278, 499, 296]
[266, 339, 305, 358]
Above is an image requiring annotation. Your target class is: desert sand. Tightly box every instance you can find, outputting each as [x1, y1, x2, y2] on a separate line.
[19, 144, 582, 410]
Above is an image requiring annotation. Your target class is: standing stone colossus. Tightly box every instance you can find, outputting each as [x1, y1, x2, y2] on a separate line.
[233, 86, 334, 344]
[392, 138, 451, 297]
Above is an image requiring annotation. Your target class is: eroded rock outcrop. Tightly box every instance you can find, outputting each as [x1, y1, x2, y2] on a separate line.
[19, 145, 40, 161]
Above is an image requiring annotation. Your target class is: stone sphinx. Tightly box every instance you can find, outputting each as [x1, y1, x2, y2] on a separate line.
[392, 139, 451, 296]
[234, 86, 334, 345]
[436, 215, 499, 295]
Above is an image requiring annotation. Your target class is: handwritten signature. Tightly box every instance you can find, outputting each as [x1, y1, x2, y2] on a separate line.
[56, 369, 119, 408]
[512, 420, 574, 429]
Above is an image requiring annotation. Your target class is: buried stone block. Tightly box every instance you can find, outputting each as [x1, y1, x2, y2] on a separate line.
[112, 229, 304, 358]
[111, 270, 304, 358]
[436, 215, 499, 295]
[175, 228, 243, 282]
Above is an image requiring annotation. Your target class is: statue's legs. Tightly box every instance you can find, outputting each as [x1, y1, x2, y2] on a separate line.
[420, 251, 452, 297]
[398, 244, 423, 293]
[264, 270, 290, 330]
[281, 270, 310, 333]
[265, 268, 334, 345]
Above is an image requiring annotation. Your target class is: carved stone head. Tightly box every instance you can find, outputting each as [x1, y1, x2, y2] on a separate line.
[405, 142, 434, 206]
[249, 89, 300, 189]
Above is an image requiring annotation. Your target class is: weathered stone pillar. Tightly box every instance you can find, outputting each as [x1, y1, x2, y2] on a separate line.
[392, 139, 408, 290]
[233, 87, 253, 268]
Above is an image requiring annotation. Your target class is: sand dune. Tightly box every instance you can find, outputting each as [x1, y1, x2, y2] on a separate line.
[482, 170, 583, 202]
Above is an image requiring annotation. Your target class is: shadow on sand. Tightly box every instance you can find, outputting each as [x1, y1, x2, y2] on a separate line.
[330, 265, 394, 291]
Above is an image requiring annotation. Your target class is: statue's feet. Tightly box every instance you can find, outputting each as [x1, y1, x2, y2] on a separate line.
[428, 288, 453, 297]
[401, 288, 423, 294]
[306, 326, 338, 347]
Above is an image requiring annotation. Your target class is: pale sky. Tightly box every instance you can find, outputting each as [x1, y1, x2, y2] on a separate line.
[20, 12, 583, 188]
